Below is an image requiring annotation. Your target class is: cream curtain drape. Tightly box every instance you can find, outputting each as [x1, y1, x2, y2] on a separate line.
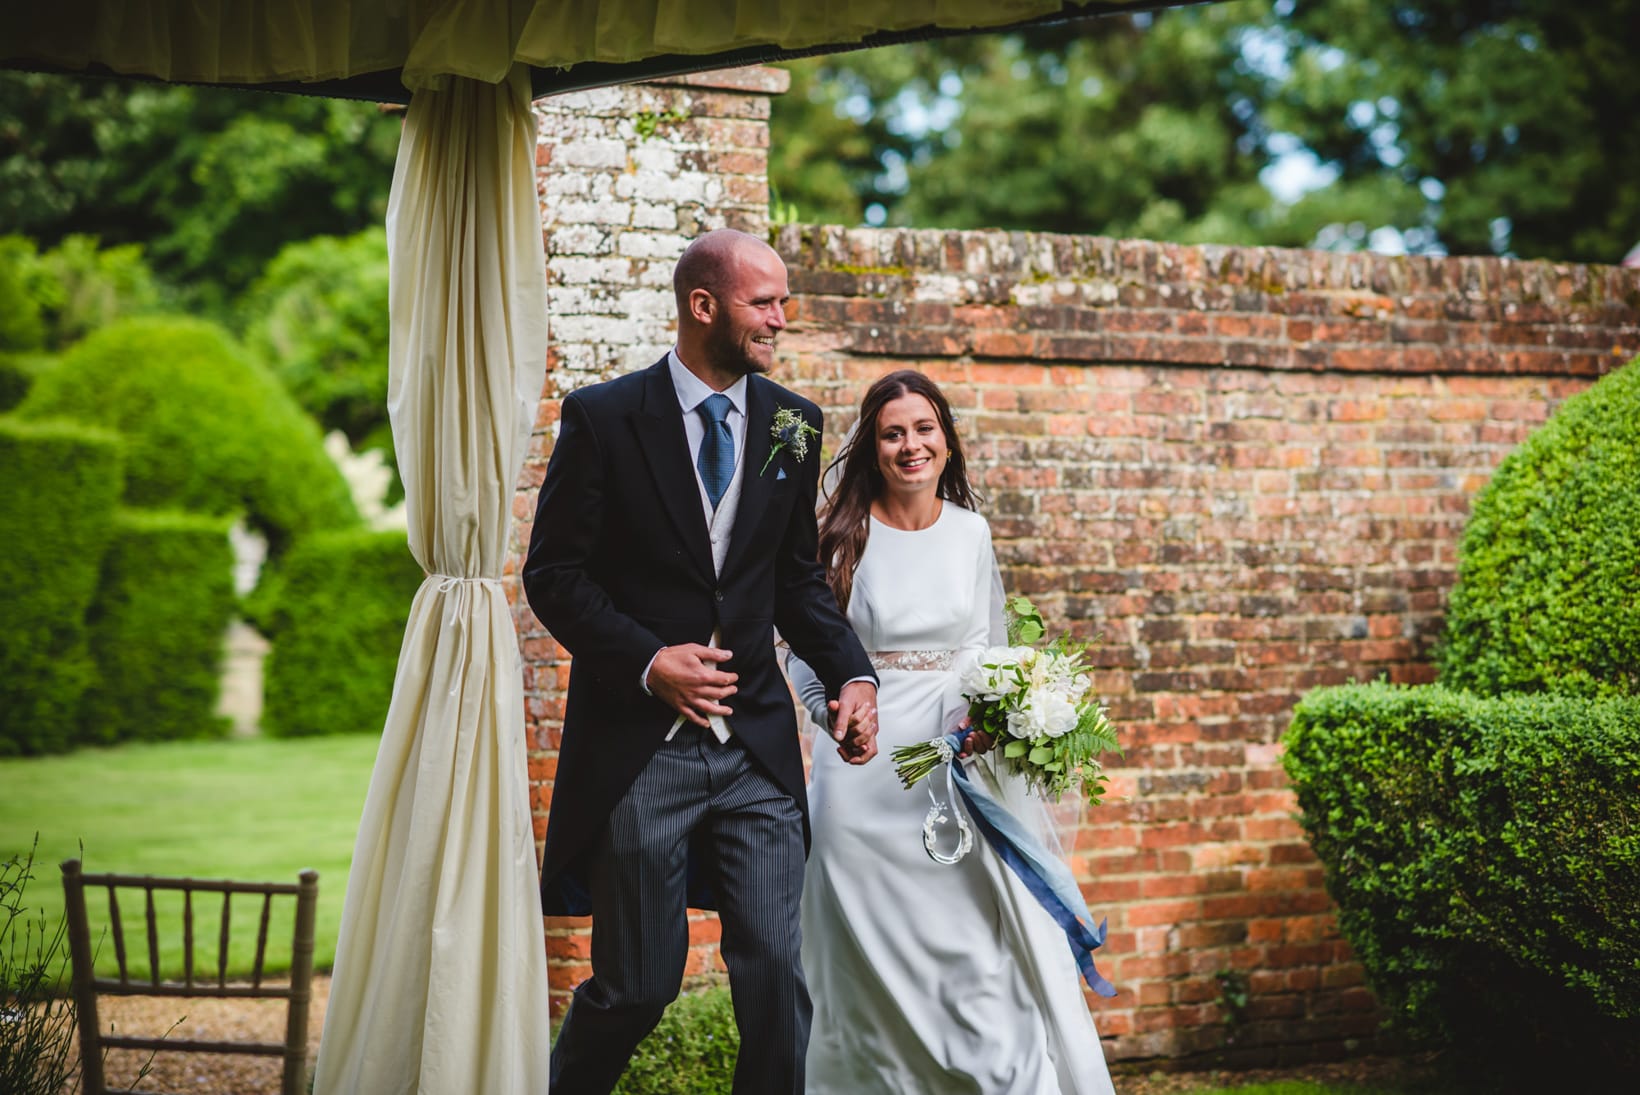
[2, 0, 1102, 90]
[311, 65, 551, 1095]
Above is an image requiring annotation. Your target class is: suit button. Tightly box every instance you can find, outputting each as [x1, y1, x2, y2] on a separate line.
[714, 589, 724, 603]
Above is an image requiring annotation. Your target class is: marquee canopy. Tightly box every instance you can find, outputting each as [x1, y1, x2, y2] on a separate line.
[1, 1, 1206, 100]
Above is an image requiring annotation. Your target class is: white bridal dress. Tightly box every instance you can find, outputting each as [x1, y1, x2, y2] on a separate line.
[790, 504, 1115, 1095]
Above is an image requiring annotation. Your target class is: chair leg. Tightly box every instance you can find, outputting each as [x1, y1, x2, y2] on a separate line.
[61, 859, 106, 1095]
[282, 869, 320, 1095]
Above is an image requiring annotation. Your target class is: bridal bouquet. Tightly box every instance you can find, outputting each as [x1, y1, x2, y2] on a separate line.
[892, 596, 1119, 802]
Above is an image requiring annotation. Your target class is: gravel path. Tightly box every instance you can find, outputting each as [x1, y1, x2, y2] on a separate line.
[83, 976, 1432, 1093]
[81, 976, 327, 1094]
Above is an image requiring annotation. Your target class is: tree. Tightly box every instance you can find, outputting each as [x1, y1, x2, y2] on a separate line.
[0, 73, 400, 311]
[1269, 0, 1640, 262]
[769, 0, 1639, 262]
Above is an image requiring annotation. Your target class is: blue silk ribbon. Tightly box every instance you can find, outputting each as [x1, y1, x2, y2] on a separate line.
[940, 731, 1117, 997]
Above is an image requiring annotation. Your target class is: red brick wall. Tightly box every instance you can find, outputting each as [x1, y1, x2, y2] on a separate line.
[511, 77, 1640, 1067]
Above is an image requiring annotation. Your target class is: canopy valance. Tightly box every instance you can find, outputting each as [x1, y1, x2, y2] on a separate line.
[2, 1, 1188, 99]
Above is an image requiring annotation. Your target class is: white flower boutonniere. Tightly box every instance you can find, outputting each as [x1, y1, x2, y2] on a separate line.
[761, 406, 820, 476]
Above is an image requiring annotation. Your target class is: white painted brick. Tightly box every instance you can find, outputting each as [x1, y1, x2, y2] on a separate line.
[551, 199, 630, 226]
[557, 138, 629, 170]
[618, 287, 675, 324]
[540, 87, 628, 117]
[631, 202, 679, 230]
[630, 143, 679, 174]
[551, 257, 636, 285]
[546, 225, 613, 256]
[617, 232, 688, 261]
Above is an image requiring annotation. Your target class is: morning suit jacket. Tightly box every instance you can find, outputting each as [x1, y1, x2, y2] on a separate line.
[522, 357, 875, 916]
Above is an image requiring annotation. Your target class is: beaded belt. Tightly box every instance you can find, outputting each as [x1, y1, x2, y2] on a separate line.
[868, 649, 956, 672]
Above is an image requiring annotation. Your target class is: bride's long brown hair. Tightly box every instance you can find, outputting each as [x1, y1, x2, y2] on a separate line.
[818, 370, 980, 610]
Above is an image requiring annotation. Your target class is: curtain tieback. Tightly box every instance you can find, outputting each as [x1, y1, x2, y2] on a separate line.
[430, 575, 503, 696]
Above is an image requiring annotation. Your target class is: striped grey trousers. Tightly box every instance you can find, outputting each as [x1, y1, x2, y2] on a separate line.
[548, 724, 810, 1095]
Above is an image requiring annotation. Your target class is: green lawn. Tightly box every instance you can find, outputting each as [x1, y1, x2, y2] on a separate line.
[1, 735, 377, 980]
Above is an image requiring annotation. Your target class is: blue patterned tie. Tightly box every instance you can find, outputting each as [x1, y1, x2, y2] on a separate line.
[696, 393, 734, 510]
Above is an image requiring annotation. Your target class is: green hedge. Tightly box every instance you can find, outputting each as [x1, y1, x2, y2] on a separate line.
[79, 510, 236, 746]
[1283, 681, 1640, 1075]
[612, 987, 738, 1095]
[0, 352, 53, 413]
[1437, 357, 1640, 696]
[0, 418, 122, 755]
[17, 316, 358, 556]
[261, 529, 424, 737]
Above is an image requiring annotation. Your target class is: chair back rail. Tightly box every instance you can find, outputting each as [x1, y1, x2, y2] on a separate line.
[60, 858, 319, 1095]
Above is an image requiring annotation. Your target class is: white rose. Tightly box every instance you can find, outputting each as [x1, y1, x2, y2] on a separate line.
[1009, 688, 1080, 739]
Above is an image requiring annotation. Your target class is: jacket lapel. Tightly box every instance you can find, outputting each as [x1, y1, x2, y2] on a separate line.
[631, 360, 716, 581]
[721, 376, 777, 580]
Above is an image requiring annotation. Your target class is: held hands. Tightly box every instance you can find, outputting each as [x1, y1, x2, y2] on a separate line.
[827, 680, 880, 766]
[648, 644, 737, 728]
[955, 715, 994, 760]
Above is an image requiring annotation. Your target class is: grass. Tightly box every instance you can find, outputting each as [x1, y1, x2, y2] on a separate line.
[0, 734, 377, 981]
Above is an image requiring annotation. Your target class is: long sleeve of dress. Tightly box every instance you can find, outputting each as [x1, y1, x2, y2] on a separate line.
[785, 650, 831, 731]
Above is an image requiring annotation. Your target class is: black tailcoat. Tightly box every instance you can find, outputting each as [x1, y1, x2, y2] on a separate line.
[522, 358, 873, 914]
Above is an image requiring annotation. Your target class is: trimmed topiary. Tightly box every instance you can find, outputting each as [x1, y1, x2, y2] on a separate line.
[261, 529, 424, 737]
[0, 352, 53, 412]
[1284, 681, 1640, 1082]
[17, 316, 358, 556]
[1437, 357, 1640, 697]
[0, 418, 122, 755]
[79, 510, 236, 746]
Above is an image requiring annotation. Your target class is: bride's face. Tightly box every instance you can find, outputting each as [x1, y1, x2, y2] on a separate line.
[874, 393, 948, 497]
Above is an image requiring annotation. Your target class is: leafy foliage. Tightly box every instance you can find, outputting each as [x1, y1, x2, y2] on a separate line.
[0, 234, 164, 355]
[1271, 0, 1640, 262]
[79, 511, 236, 746]
[0, 72, 400, 312]
[17, 316, 358, 557]
[610, 987, 738, 1095]
[1437, 358, 1640, 697]
[0, 840, 77, 1095]
[1283, 682, 1640, 1082]
[770, 1, 1639, 261]
[260, 529, 424, 738]
[0, 419, 122, 755]
[237, 228, 397, 498]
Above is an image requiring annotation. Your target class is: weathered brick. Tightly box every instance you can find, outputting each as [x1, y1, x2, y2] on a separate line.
[521, 83, 1640, 1065]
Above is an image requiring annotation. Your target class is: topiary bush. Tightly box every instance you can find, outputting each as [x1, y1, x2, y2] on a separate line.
[1437, 357, 1640, 697]
[612, 986, 738, 1095]
[0, 418, 122, 755]
[261, 529, 424, 737]
[17, 316, 358, 557]
[0, 352, 53, 413]
[79, 510, 236, 746]
[1283, 681, 1640, 1082]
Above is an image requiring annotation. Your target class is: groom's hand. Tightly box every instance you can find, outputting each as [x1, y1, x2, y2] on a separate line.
[648, 644, 738, 727]
[828, 680, 879, 766]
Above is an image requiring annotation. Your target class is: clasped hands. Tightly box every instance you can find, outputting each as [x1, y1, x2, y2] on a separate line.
[649, 644, 880, 765]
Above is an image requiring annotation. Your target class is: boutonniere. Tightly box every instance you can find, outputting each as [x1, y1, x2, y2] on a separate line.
[761, 406, 820, 476]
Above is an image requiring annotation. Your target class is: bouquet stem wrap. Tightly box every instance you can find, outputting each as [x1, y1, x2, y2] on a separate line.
[932, 731, 1117, 997]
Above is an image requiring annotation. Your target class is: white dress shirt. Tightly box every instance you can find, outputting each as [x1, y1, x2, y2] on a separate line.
[646, 350, 747, 742]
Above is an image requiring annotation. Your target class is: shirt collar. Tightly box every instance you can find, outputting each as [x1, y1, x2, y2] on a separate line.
[668, 348, 747, 417]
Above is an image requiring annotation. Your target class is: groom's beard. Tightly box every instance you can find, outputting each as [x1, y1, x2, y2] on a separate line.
[705, 321, 773, 378]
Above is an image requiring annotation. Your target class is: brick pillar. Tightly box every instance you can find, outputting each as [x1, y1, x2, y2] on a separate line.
[532, 65, 791, 396]
[512, 66, 789, 1014]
